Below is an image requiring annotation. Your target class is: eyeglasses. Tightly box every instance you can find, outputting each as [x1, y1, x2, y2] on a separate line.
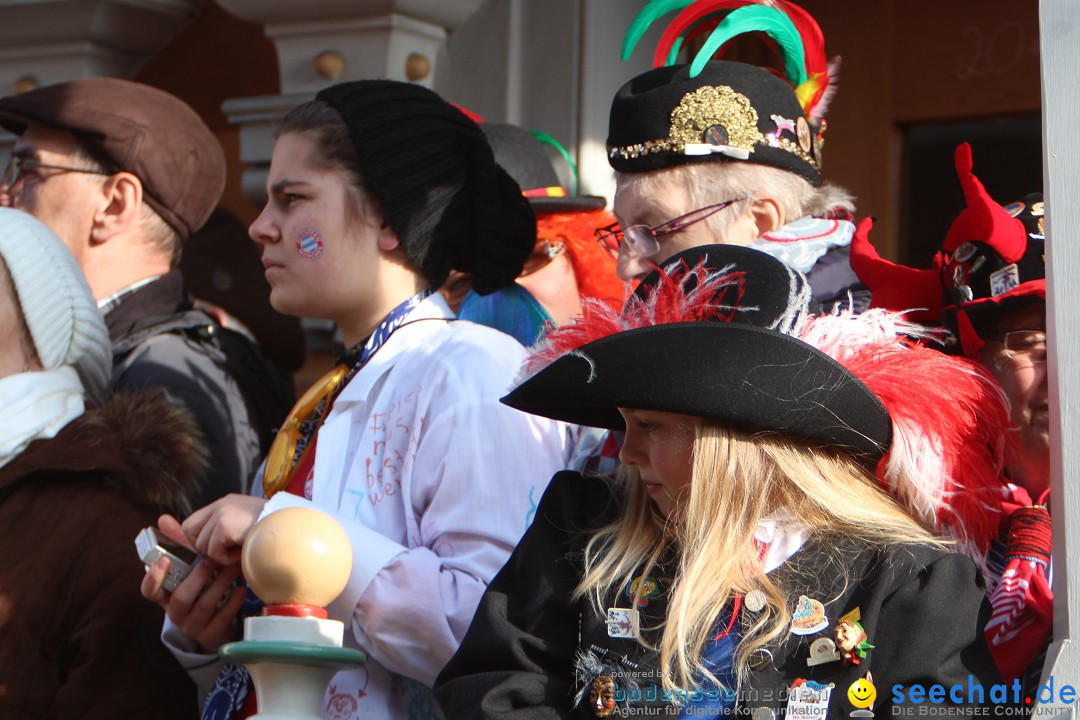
[594, 197, 746, 260]
[1, 156, 115, 189]
[983, 328, 1047, 365]
[519, 238, 567, 277]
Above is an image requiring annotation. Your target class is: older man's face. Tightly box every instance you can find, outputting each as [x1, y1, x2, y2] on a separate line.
[978, 301, 1049, 497]
[1, 124, 103, 265]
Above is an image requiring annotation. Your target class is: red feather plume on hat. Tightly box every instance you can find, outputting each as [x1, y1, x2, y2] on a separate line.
[522, 257, 1008, 551]
[626, 0, 838, 122]
[800, 312, 1008, 550]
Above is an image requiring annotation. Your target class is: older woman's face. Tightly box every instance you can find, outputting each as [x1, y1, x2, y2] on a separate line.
[611, 174, 759, 282]
[978, 301, 1049, 497]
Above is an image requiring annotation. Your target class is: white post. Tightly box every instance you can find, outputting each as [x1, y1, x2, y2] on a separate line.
[1035, 0, 1079, 716]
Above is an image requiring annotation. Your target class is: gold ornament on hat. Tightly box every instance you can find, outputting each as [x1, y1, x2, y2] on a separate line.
[607, 85, 820, 171]
[669, 85, 760, 154]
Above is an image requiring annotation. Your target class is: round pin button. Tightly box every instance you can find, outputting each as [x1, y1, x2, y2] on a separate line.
[752, 706, 776, 720]
[704, 124, 729, 146]
[748, 648, 774, 671]
[745, 589, 766, 612]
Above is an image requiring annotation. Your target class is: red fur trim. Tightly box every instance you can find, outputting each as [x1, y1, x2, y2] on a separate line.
[849, 217, 943, 322]
[800, 311, 1008, 550]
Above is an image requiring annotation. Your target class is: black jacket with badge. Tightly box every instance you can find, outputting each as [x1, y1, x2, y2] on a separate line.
[435, 472, 1015, 719]
[106, 270, 294, 509]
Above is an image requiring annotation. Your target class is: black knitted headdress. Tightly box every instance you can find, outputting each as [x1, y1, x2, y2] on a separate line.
[316, 80, 536, 295]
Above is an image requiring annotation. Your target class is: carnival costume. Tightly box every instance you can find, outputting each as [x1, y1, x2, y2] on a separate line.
[850, 142, 1052, 685]
[436, 243, 1016, 718]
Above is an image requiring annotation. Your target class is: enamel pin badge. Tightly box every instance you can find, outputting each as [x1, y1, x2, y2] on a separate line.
[790, 595, 829, 635]
[834, 608, 874, 666]
[806, 637, 841, 667]
[786, 679, 834, 719]
[607, 608, 640, 639]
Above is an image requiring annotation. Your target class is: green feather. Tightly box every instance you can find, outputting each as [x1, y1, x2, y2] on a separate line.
[666, 17, 716, 66]
[666, 36, 684, 65]
[529, 130, 578, 196]
[622, 0, 693, 61]
[689, 5, 807, 85]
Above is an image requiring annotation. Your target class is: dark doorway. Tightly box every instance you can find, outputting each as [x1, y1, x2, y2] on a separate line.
[900, 115, 1041, 266]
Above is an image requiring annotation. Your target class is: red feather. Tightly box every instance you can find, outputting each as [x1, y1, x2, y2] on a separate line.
[778, 1, 826, 79]
[522, 259, 749, 377]
[654, 0, 755, 68]
[800, 311, 1009, 551]
[450, 103, 486, 125]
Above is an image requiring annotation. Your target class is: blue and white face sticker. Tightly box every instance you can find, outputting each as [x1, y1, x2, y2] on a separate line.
[296, 227, 325, 259]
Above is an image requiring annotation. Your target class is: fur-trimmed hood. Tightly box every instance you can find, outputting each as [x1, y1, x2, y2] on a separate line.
[0, 391, 206, 515]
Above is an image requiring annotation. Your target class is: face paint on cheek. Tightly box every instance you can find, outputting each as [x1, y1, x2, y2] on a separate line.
[296, 228, 325, 259]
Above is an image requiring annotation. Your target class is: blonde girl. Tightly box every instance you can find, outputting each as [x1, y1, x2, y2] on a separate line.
[436, 244, 1014, 719]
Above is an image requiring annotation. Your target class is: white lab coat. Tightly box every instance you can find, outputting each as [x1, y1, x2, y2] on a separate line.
[165, 294, 573, 719]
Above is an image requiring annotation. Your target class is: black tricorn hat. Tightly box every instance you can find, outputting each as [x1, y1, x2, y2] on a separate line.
[502, 245, 890, 459]
[607, 61, 821, 185]
[481, 122, 607, 213]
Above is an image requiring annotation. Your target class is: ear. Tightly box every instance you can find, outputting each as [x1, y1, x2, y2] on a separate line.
[88, 172, 142, 245]
[376, 216, 400, 252]
[749, 195, 784, 237]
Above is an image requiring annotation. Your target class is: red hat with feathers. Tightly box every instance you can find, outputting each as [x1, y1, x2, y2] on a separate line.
[850, 143, 1045, 357]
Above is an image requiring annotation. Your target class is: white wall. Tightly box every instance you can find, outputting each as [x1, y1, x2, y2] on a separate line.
[434, 0, 663, 204]
[1037, 0, 1080, 712]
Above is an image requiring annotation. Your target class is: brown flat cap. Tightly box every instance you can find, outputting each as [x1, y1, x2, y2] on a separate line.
[0, 77, 226, 239]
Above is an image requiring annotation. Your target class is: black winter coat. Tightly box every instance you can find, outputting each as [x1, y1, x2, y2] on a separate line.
[436, 472, 1016, 719]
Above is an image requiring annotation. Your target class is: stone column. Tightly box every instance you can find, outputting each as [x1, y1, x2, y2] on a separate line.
[216, 0, 485, 206]
[0, 0, 198, 155]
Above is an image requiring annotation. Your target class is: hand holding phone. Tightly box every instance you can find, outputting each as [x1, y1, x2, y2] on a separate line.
[136, 527, 197, 592]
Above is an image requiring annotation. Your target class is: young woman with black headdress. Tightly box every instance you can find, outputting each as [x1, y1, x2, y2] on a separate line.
[141, 80, 574, 720]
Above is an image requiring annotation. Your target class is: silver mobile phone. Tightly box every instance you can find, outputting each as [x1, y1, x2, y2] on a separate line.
[135, 527, 196, 592]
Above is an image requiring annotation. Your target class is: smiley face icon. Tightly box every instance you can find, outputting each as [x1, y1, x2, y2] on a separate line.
[847, 677, 876, 709]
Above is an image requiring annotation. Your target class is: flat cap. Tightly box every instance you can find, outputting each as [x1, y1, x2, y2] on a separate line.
[0, 77, 226, 239]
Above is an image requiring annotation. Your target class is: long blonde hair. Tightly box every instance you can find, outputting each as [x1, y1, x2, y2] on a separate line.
[574, 420, 939, 695]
